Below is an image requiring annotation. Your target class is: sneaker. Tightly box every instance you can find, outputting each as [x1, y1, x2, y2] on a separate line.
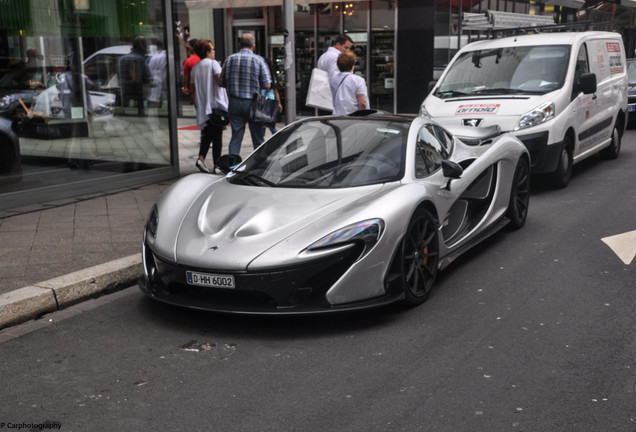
[196, 159, 210, 173]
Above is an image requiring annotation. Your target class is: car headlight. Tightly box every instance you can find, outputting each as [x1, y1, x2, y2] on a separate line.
[307, 218, 384, 258]
[145, 204, 159, 239]
[515, 102, 555, 131]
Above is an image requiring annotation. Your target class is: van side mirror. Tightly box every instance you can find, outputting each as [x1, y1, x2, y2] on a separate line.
[578, 72, 597, 95]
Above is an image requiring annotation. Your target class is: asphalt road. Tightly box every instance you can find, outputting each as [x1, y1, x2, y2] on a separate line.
[1, 131, 635, 432]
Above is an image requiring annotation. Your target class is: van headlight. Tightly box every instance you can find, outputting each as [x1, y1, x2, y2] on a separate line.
[515, 102, 555, 131]
[419, 104, 430, 117]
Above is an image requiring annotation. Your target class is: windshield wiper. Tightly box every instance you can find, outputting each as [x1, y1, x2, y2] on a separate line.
[233, 170, 277, 187]
[474, 88, 516, 95]
[473, 88, 546, 96]
[436, 90, 468, 99]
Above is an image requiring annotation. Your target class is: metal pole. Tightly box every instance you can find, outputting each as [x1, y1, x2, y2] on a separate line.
[283, 0, 296, 124]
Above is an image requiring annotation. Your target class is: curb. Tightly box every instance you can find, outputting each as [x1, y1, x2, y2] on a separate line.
[0, 254, 142, 330]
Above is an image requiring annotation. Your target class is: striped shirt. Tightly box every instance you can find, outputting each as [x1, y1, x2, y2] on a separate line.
[220, 49, 271, 99]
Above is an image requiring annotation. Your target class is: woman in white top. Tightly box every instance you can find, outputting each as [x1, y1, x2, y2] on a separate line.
[191, 39, 229, 173]
[329, 50, 368, 116]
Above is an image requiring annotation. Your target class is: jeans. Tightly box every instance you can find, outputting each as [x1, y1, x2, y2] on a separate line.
[228, 96, 266, 155]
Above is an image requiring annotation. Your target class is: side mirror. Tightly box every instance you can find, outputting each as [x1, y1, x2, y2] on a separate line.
[442, 160, 463, 179]
[578, 72, 597, 95]
[216, 154, 243, 174]
[427, 80, 437, 94]
[441, 160, 463, 191]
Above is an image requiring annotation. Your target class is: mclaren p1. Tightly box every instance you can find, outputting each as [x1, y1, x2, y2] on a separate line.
[140, 112, 530, 314]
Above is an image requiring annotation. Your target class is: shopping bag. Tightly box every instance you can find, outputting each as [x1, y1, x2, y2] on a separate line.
[305, 68, 333, 112]
[208, 107, 230, 126]
[249, 93, 278, 128]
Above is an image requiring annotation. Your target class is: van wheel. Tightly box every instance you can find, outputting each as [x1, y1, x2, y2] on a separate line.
[550, 136, 572, 189]
[599, 123, 621, 160]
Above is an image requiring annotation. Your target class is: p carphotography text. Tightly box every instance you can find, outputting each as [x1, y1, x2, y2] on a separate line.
[0, 422, 62, 430]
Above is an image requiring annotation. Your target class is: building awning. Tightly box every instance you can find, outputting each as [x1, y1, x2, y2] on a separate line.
[546, 0, 585, 8]
[184, 0, 367, 9]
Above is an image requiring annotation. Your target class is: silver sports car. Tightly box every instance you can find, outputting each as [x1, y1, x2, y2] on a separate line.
[140, 112, 530, 314]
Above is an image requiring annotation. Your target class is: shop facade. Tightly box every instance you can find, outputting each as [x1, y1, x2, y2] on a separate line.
[1, 0, 634, 212]
[0, 0, 179, 213]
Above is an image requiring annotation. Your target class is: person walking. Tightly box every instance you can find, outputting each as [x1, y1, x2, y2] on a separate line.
[191, 39, 228, 174]
[317, 34, 353, 80]
[119, 36, 153, 116]
[182, 39, 199, 98]
[147, 40, 167, 108]
[261, 57, 282, 135]
[220, 33, 271, 154]
[330, 50, 368, 116]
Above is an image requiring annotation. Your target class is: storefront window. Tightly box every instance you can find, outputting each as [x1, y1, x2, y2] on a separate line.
[0, 0, 173, 211]
[344, 1, 369, 82]
[370, 0, 395, 112]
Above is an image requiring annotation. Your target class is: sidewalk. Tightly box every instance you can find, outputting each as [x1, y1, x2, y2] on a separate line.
[0, 117, 279, 331]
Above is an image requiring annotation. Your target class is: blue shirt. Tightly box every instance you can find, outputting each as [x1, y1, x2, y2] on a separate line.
[220, 49, 271, 99]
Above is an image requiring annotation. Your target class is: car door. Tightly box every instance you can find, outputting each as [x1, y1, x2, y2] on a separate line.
[414, 123, 496, 248]
[572, 41, 611, 157]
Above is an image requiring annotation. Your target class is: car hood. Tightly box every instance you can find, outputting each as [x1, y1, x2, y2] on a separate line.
[160, 177, 385, 271]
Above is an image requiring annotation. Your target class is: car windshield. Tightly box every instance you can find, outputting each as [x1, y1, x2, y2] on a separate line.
[228, 117, 409, 188]
[435, 45, 570, 98]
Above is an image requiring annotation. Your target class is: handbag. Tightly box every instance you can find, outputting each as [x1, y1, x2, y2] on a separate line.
[208, 107, 230, 127]
[249, 93, 278, 128]
[305, 68, 333, 112]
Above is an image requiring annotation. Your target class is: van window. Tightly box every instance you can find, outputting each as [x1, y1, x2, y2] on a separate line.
[435, 45, 570, 98]
[572, 44, 589, 100]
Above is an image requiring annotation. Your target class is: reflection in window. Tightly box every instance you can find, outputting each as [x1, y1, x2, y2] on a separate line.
[415, 124, 452, 178]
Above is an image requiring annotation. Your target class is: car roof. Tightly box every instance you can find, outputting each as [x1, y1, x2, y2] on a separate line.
[84, 45, 132, 62]
[310, 112, 416, 123]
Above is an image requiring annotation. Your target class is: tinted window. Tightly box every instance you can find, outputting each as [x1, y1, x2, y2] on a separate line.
[415, 124, 452, 178]
[230, 118, 409, 188]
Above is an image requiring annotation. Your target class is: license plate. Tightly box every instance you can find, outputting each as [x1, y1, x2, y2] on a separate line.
[186, 271, 235, 289]
[629, 105, 636, 112]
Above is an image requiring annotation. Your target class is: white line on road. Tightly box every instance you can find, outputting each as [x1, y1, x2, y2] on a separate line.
[601, 230, 636, 265]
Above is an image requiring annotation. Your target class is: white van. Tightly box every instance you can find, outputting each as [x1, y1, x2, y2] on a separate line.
[421, 31, 628, 188]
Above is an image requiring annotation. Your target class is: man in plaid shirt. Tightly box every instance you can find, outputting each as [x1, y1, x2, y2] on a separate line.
[220, 33, 271, 155]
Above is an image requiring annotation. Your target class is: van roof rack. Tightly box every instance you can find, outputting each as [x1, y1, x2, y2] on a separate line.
[489, 20, 614, 38]
[462, 10, 614, 39]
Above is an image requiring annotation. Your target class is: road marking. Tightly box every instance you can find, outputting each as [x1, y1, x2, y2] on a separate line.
[601, 230, 636, 265]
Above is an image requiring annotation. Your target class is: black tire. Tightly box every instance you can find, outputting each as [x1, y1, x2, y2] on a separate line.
[401, 207, 439, 306]
[599, 122, 621, 160]
[506, 157, 530, 230]
[550, 135, 573, 189]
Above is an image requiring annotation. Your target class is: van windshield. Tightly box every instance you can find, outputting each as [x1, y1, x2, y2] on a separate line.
[435, 45, 570, 98]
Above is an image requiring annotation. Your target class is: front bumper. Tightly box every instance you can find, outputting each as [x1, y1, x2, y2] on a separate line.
[140, 242, 402, 314]
[515, 131, 561, 174]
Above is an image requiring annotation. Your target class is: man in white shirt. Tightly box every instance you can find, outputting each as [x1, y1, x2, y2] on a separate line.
[317, 34, 353, 79]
